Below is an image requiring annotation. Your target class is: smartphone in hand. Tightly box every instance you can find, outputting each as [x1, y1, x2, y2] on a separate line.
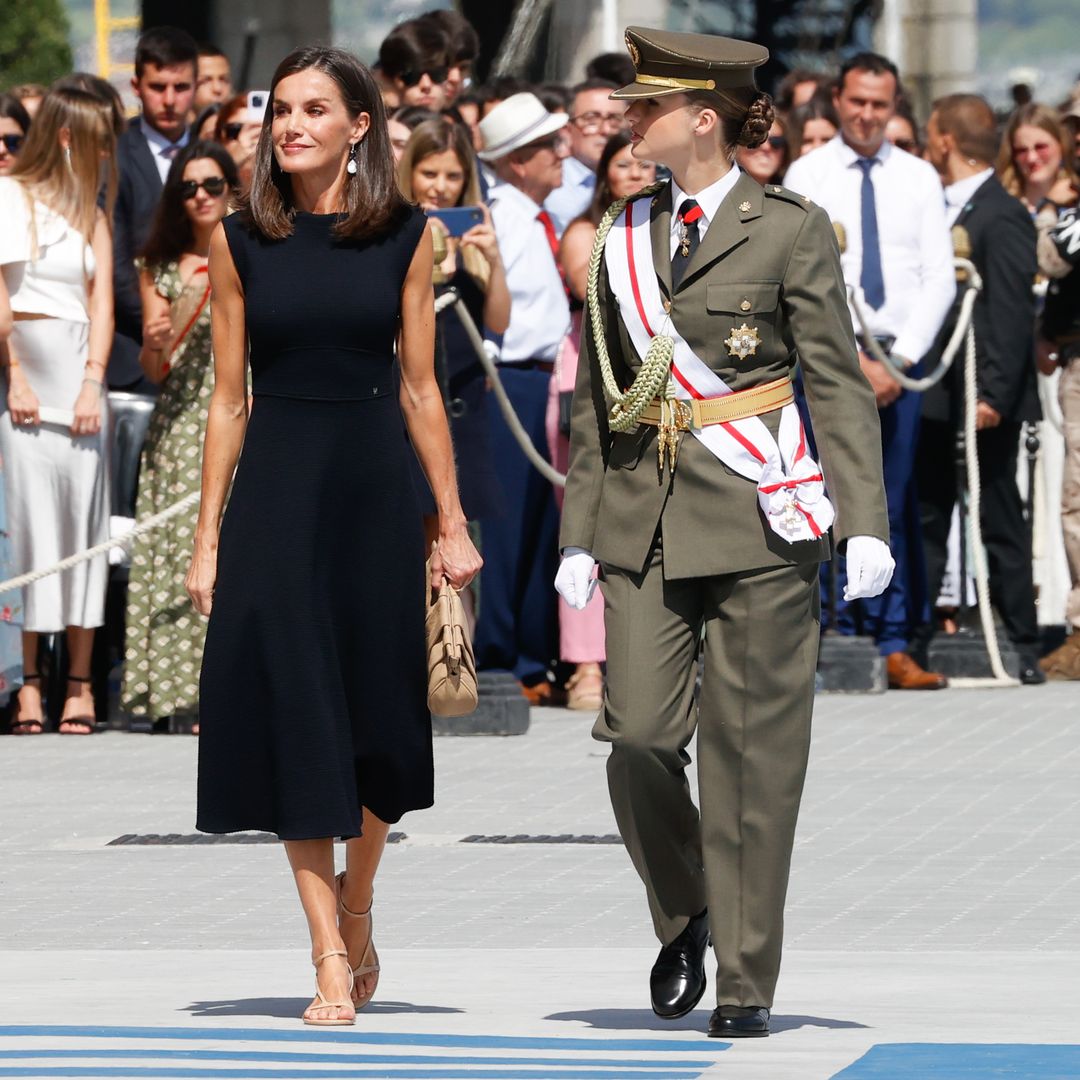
[428, 206, 484, 238]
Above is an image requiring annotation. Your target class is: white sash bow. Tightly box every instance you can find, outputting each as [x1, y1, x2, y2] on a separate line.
[604, 194, 834, 543]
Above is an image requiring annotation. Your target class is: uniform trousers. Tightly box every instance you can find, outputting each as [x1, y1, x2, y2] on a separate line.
[915, 418, 1039, 655]
[595, 541, 820, 1008]
[830, 380, 927, 654]
[474, 365, 560, 682]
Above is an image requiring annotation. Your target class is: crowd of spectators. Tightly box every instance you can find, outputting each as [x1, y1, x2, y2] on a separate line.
[2, 12, 1080, 731]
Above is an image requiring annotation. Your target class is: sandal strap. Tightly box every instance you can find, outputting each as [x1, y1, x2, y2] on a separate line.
[312, 948, 350, 968]
[311, 949, 354, 1009]
[335, 873, 373, 919]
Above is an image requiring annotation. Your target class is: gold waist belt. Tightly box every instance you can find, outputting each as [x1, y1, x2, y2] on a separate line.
[637, 376, 794, 431]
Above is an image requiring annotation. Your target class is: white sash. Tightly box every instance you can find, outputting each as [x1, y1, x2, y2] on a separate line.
[604, 194, 835, 543]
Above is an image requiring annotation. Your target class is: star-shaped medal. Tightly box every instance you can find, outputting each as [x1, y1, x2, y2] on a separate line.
[724, 323, 761, 360]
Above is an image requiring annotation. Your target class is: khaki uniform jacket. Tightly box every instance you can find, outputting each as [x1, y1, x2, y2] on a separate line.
[559, 172, 889, 579]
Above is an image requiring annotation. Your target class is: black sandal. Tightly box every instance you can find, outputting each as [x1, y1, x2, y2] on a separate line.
[11, 674, 45, 736]
[58, 675, 96, 735]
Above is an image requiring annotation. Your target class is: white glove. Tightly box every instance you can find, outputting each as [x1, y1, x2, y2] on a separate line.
[843, 535, 895, 601]
[555, 547, 598, 610]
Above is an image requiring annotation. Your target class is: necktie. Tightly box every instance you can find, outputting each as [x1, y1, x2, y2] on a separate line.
[537, 209, 570, 298]
[161, 144, 181, 160]
[672, 199, 702, 289]
[856, 157, 885, 310]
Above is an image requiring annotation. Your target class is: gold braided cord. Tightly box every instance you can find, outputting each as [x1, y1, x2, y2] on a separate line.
[585, 182, 675, 433]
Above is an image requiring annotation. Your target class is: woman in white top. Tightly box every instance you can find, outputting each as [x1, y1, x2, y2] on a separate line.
[0, 87, 117, 735]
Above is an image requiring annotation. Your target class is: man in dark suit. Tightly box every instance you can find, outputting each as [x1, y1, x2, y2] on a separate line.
[915, 93, 1043, 682]
[109, 26, 198, 393]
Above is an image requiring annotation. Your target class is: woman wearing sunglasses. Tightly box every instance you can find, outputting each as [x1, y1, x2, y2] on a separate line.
[215, 94, 263, 191]
[735, 113, 791, 186]
[0, 87, 118, 735]
[0, 94, 31, 176]
[123, 141, 238, 734]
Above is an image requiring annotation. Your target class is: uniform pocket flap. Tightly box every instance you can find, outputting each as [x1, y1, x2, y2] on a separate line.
[706, 281, 780, 315]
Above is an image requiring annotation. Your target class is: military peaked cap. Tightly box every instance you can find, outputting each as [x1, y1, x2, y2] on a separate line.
[612, 25, 769, 99]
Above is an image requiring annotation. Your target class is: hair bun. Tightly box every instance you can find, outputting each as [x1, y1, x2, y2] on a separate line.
[737, 93, 775, 149]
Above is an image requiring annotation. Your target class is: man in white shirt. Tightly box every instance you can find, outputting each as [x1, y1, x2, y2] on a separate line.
[785, 52, 955, 689]
[473, 93, 572, 700]
[110, 26, 197, 392]
[544, 79, 627, 235]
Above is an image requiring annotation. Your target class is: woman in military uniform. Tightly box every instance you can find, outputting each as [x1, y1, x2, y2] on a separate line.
[556, 27, 894, 1038]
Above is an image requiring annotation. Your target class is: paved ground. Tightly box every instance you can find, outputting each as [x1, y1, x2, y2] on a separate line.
[1, 682, 1079, 1078]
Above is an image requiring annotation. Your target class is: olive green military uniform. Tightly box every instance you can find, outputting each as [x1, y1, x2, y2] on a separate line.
[559, 27, 889, 1009]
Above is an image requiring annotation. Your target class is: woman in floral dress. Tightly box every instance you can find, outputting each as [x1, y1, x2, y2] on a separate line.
[122, 142, 237, 731]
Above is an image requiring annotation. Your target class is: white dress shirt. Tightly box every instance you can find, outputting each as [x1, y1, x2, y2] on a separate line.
[488, 179, 570, 363]
[543, 155, 597, 238]
[140, 117, 190, 183]
[669, 166, 742, 259]
[943, 166, 994, 227]
[784, 135, 955, 363]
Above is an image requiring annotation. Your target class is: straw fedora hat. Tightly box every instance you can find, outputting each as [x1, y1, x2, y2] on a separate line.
[477, 92, 568, 162]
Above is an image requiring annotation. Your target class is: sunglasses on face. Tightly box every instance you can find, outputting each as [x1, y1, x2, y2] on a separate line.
[894, 138, 919, 153]
[764, 135, 787, 151]
[179, 176, 229, 200]
[0, 134, 24, 153]
[222, 122, 244, 141]
[1013, 142, 1054, 160]
[400, 66, 449, 88]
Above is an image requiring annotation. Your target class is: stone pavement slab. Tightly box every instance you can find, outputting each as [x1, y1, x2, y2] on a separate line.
[0, 683, 1078, 1077]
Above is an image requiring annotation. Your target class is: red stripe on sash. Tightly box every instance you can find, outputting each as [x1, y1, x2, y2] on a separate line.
[625, 201, 657, 339]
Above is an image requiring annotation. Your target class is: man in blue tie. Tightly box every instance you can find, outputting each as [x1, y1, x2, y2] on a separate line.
[784, 54, 956, 689]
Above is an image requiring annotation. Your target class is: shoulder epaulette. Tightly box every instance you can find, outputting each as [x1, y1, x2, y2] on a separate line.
[763, 184, 814, 211]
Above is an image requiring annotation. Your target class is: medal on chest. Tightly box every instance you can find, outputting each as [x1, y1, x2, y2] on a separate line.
[724, 323, 761, 360]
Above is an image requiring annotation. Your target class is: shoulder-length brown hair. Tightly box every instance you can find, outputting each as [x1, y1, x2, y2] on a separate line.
[10, 86, 118, 241]
[245, 45, 410, 241]
[396, 116, 489, 285]
[997, 102, 1079, 198]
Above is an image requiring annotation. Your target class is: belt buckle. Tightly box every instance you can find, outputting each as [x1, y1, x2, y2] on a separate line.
[673, 400, 693, 431]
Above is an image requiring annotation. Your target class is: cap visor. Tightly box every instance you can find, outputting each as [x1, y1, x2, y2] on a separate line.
[610, 81, 687, 100]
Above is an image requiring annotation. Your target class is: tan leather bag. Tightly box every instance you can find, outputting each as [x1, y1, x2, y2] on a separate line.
[426, 571, 478, 717]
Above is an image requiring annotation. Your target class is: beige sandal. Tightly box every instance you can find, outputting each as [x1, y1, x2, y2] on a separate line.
[566, 667, 604, 711]
[336, 871, 381, 1009]
[302, 949, 355, 1027]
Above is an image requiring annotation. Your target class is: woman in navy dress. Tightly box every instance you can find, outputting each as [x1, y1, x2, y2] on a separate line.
[187, 46, 481, 1027]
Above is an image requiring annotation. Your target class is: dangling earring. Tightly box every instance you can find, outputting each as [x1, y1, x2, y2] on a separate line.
[346, 143, 358, 175]
[63, 145, 72, 170]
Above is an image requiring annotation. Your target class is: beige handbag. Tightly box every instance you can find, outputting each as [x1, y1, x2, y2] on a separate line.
[425, 567, 478, 717]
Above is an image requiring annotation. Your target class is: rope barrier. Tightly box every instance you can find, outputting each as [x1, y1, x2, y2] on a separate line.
[848, 259, 1019, 688]
[435, 289, 567, 488]
[0, 490, 201, 596]
[0, 293, 561, 598]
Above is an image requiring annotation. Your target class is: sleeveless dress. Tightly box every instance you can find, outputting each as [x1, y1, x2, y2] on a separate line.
[196, 207, 432, 840]
[123, 260, 214, 720]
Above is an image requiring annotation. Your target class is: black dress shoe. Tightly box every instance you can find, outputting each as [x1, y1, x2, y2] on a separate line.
[650, 908, 710, 1018]
[708, 1005, 770, 1038]
[1019, 662, 1047, 685]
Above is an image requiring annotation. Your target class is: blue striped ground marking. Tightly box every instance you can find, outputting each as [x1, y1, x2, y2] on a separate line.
[0, 1070, 698, 1079]
[830, 1043, 1080, 1079]
[0, 1028, 726, 1053]
[0, 1049, 713, 1069]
